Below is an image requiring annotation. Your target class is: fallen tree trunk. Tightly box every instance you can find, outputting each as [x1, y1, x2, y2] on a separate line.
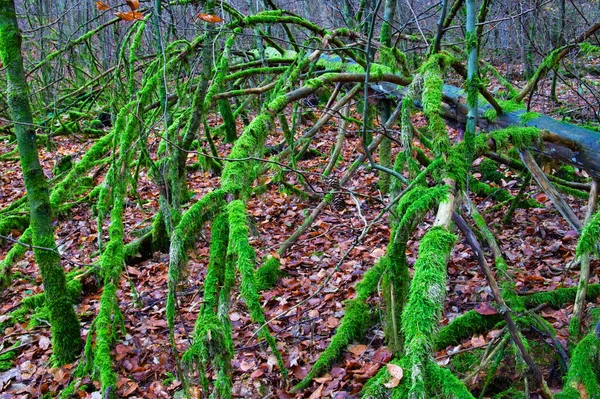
[372, 82, 600, 178]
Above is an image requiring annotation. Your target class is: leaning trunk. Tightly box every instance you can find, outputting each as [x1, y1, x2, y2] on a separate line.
[0, 0, 81, 364]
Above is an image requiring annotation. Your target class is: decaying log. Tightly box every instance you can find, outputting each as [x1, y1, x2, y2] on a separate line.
[371, 82, 600, 179]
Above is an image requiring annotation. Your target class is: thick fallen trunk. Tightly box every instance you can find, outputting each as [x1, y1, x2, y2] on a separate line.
[373, 82, 600, 178]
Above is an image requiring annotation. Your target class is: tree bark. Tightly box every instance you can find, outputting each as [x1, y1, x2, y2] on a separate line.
[0, 0, 81, 364]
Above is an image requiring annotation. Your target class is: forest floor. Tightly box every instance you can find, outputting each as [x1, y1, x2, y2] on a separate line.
[0, 67, 599, 399]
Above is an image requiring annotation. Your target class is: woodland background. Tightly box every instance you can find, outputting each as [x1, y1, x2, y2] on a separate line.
[0, 0, 600, 398]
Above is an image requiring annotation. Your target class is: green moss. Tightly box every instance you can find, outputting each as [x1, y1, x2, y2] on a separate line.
[519, 111, 540, 124]
[435, 310, 503, 350]
[577, 209, 600, 256]
[580, 42, 600, 56]
[183, 313, 233, 396]
[1, 227, 31, 284]
[356, 255, 388, 301]
[420, 54, 451, 154]
[479, 158, 504, 183]
[427, 361, 475, 398]
[255, 255, 281, 291]
[362, 357, 410, 398]
[227, 200, 286, 375]
[202, 213, 229, 312]
[379, 46, 410, 76]
[166, 190, 225, 332]
[397, 185, 448, 231]
[474, 126, 540, 155]
[218, 99, 237, 143]
[557, 332, 600, 398]
[221, 114, 273, 197]
[523, 284, 600, 308]
[483, 100, 524, 121]
[0, 341, 19, 371]
[402, 226, 456, 398]
[450, 350, 482, 375]
[481, 62, 519, 98]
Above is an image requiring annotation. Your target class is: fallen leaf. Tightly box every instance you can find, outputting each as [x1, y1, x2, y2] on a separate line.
[0, 368, 19, 385]
[383, 377, 400, 388]
[196, 13, 223, 23]
[125, 0, 139, 10]
[370, 247, 386, 258]
[250, 369, 264, 378]
[372, 347, 393, 363]
[38, 335, 51, 350]
[386, 363, 403, 380]
[470, 335, 486, 347]
[313, 373, 332, 383]
[239, 360, 255, 372]
[115, 11, 144, 21]
[474, 302, 498, 315]
[348, 344, 367, 356]
[308, 383, 324, 399]
[96, 1, 110, 10]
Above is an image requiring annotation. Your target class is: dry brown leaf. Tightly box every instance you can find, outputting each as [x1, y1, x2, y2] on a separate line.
[348, 344, 367, 356]
[96, 1, 110, 10]
[313, 373, 332, 383]
[386, 363, 404, 380]
[125, 0, 139, 10]
[308, 383, 324, 399]
[474, 302, 498, 315]
[196, 13, 223, 23]
[38, 336, 51, 350]
[115, 11, 143, 21]
[370, 247, 386, 258]
[383, 377, 400, 388]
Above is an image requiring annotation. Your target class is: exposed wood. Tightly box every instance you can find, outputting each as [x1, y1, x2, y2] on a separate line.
[571, 179, 599, 336]
[520, 149, 582, 231]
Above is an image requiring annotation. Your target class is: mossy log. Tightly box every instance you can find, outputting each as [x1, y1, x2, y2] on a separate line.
[368, 81, 600, 179]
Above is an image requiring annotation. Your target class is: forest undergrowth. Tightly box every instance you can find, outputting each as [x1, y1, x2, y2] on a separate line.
[0, 65, 599, 397]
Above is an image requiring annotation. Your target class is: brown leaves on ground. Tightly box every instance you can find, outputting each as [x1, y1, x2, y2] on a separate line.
[1, 77, 599, 398]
